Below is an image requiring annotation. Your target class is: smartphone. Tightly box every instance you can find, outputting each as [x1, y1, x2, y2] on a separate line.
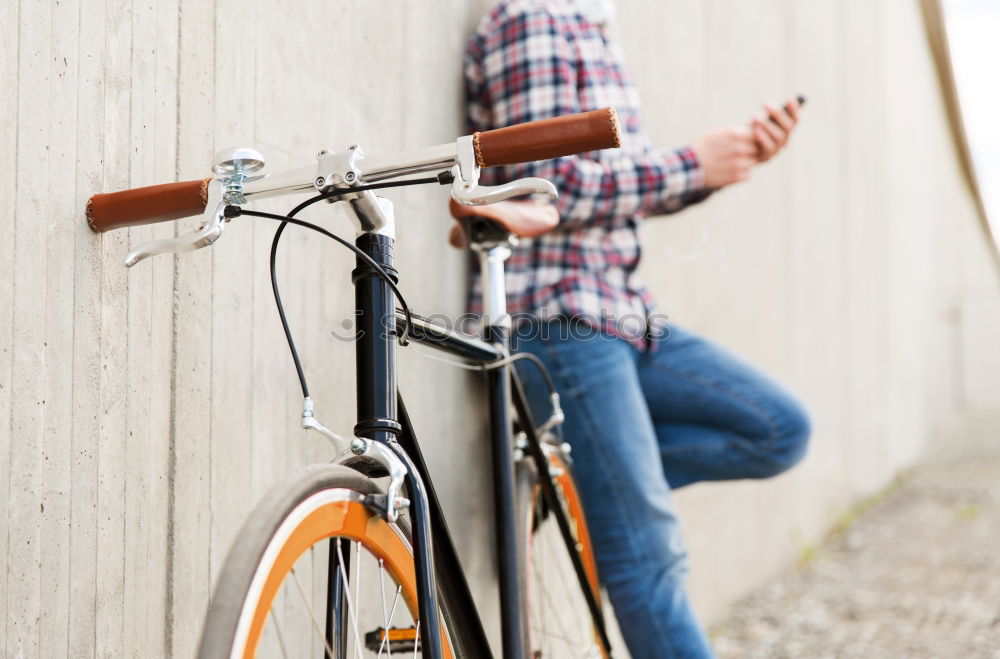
[769, 95, 805, 124]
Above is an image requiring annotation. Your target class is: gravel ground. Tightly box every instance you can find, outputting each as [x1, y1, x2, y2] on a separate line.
[710, 459, 1000, 659]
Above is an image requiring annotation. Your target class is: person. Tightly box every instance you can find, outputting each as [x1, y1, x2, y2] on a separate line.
[462, 1, 811, 657]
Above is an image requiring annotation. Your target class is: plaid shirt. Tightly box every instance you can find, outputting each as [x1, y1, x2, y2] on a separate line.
[464, 0, 710, 350]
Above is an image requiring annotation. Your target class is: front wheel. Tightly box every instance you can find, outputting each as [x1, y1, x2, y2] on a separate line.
[198, 463, 453, 658]
[517, 448, 608, 658]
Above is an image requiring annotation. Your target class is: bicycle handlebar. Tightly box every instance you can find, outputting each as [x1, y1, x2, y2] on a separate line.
[87, 178, 212, 233]
[473, 107, 620, 168]
[85, 108, 622, 234]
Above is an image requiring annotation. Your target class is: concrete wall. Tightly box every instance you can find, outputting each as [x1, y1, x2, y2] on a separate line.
[1, 0, 997, 656]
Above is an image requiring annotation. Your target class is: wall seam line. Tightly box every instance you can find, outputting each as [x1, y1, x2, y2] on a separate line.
[4, 0, 21, 653]
[163, 0, 183, 654]
[65, 0, 84, 653]
[121, 0, 136, 650]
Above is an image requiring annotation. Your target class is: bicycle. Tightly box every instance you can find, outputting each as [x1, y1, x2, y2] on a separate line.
[86, 107, 622, 658]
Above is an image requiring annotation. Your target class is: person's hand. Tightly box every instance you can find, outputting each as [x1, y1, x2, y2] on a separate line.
[750, 97, 801, 163]
[691, 96, 804, 189]
[691, 126, 758, 189]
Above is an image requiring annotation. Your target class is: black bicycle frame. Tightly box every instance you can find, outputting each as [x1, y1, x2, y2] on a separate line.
[345, 231, 611, 659]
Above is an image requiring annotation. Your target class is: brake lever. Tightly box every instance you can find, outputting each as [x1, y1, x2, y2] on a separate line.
[123, 186, 226, 267]
[450, 166, 558, 206]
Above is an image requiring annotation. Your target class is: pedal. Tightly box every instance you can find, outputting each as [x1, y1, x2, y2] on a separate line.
[364, 626, 420, 653]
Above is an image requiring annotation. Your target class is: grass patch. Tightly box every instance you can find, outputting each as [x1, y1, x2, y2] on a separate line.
[957, 503, 980, 520]
[829, 473, 907, 537]
[797, 541, 820, 566]
[791, 472, 910, 567]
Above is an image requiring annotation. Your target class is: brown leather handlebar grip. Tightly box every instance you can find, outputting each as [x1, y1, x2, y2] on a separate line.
[472, 107, 622, 168]
[86, 178, 213, 233]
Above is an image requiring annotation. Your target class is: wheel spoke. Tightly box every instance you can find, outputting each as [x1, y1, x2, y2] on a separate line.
[550, 530, 590, 651]
[525, 470, 601, 657]
[335, 539, 367, 657]
[271, 601, 291, 659]
[377, 585, 403, 658]
[289, 565, 337, 659]
[542, 528, 584, 648]
[353, 542, 363, 659]
[535, 534, 573, 646]
[377, 559, 395, 659]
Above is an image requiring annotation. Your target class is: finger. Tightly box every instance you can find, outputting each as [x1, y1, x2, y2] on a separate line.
[752, 122, 777, 161]
[784, 96, 801, 122]
[755, 115, 785, 148]
[765, 102, 795, 131]
[765, 101, 795, 132]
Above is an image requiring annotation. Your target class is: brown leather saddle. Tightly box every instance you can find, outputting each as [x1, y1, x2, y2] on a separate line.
[447, 198, 558, 248]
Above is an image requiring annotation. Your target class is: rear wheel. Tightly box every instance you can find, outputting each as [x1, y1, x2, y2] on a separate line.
[198, 463, 453, 658]
[517, 447, 607, 659]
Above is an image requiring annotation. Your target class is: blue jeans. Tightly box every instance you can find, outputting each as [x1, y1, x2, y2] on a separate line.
[513, 321, 810, 659]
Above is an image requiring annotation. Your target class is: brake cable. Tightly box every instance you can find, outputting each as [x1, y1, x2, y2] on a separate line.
[237, 173, 450, 399]
[241, 171, 561, 419]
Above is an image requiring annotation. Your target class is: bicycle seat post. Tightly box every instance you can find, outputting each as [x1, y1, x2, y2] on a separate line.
[468, 222, 530, 657]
